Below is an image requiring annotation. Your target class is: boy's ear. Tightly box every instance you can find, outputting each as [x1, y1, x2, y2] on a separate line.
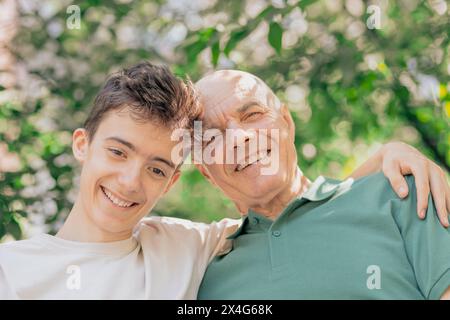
[195, 164, 216, 186]
[164, 170, 181, 194]
[72, 128, 89, 163]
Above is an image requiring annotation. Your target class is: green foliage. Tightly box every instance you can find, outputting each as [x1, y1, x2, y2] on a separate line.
[0, 0, 449, 241]
[268, 22, 283, 55]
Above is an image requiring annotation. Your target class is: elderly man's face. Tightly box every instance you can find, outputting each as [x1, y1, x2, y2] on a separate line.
[195, 70, 298, 211]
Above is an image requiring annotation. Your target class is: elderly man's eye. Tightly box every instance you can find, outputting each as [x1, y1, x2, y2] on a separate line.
[244, 112, 263, 120]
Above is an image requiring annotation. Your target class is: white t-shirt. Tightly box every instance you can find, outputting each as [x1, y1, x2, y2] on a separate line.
[0, 216, 239, 299]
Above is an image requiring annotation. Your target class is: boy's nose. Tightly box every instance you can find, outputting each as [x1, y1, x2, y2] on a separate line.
[117, 166, 142, 194]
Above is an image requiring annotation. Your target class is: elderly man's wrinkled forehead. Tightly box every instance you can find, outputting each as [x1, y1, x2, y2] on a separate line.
[195, 70, 281, 111]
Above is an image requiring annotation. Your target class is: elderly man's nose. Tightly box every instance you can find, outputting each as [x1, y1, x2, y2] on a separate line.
[226, 119, 241, 130]
[234, 134, 251, 149]
[234, 131, 256, 151]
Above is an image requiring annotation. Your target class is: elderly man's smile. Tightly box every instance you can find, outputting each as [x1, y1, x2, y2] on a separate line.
[235, 149, 272, 172]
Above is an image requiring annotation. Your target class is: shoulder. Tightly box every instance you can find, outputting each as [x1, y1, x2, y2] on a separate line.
[0, 236, 47, 265]
[352, 172, 418, 200]
[347, 173, 425, 217]
[134, 216, 239, 244]
[136, 216, 210, 235]
[326, 172, 404, 212]
[350, 172, 400, 199]
[0, 236, 46, 252]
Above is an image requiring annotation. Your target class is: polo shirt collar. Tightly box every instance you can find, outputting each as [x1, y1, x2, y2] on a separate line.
[226, 176, 352, 240]
[301, 176, 344, 201]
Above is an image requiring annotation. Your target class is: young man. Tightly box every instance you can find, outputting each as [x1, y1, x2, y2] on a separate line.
[194, 70, 450, 299]
[0, 63, 448, 299]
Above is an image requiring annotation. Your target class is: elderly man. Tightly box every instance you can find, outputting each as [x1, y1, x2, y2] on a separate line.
[195, 70, 450, 300]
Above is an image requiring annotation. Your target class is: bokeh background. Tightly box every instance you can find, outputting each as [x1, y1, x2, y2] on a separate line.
[0, 0, 449, 242]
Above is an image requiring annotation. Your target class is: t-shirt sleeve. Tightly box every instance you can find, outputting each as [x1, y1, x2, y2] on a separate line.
[0, 264, 16, 299]
[138, 216, 241, 265]
[137, 216, 241, 294]
[200, 218, 241, 263]
[392, 175, 450, 300]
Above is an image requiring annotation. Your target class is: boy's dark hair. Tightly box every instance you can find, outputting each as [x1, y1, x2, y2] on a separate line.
[84, 61, 201, 141]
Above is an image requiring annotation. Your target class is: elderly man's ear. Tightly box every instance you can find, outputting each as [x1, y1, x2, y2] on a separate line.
[281, 104, 295, 141]
[195, 164, 217, 187]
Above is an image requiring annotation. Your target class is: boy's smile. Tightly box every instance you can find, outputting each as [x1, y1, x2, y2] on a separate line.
[100, 186, 139, 209]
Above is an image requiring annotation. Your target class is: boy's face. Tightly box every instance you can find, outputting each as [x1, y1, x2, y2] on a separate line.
[72, 109, 181, 235]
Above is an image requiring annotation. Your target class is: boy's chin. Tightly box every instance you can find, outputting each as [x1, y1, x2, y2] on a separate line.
[91, 210, 135, 235]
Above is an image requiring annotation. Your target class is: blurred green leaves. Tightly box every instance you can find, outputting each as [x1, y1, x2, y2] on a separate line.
[0, 0, 448, 242]
[268, 22, 283, 55]
[184, 27, 218, 62]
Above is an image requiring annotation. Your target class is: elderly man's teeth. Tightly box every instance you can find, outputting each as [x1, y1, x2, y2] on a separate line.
[259, 153, 269, 164]
[236, 154, 268, 172]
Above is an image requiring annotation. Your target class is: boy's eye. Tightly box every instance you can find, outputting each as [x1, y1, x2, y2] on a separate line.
[108, 148, 125, 158]
[151, 167, 166, 177]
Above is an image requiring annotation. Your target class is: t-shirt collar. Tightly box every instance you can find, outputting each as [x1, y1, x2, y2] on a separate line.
[36, 233, 139, 256]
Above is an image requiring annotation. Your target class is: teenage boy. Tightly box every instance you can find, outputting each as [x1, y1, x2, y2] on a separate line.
[0, 62, 238, 299]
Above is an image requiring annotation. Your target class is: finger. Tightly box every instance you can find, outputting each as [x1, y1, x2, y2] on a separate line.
[382, 162, 409, 198]
[410, 163, 430, 219]
[429, 170, 449, 227]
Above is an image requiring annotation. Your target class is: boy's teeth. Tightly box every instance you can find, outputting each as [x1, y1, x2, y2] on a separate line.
[103, 187, 134, 207]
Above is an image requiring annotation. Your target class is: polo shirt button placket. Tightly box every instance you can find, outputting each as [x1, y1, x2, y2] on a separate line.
[272, 230, 281, 237]
[269, 227, 289, 276]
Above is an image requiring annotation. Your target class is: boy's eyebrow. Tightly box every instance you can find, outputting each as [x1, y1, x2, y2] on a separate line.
[105, 136, 176, 169]
[153, 157, 176, 169]
[106, 136, 136, 151]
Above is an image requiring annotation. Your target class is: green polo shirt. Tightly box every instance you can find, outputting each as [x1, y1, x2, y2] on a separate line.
[198, 172, 450, 299]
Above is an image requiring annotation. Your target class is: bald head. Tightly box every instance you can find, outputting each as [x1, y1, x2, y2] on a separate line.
[195, 70, 281, 116]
